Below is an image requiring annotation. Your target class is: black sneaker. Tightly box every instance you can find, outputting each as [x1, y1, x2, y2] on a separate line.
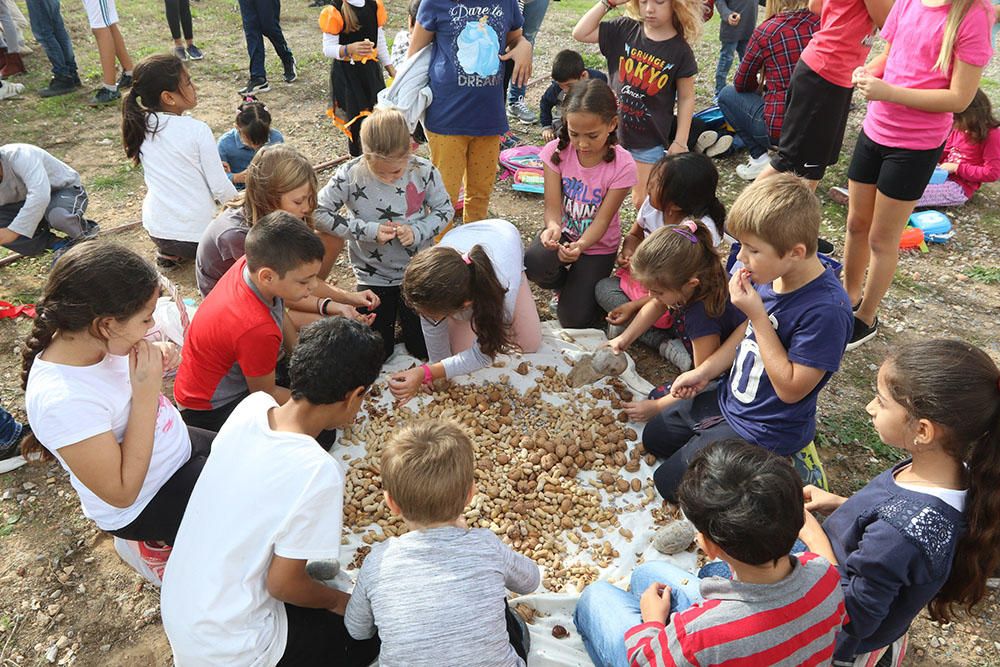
[39, 75, 78, 98]
[186, 44, 205, 60]
[117, 72, 133, 89]
[88, 86, 121, 106]
[238, 77, 270, 94]
[817, 237, 835, 255]
[282, 56, 297, 83]
[846, 316, 878, 351]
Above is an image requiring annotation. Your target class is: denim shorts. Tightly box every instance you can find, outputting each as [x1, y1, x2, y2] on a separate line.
[627, 144, 666, 164]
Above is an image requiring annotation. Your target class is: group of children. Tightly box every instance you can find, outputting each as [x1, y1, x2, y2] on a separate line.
[3, 0, 1000, 662]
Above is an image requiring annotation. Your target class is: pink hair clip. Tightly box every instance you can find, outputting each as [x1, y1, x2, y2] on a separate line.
[461, 252, 473, 265]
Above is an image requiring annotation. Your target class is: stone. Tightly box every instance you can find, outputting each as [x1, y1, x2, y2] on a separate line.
[652, 519, 696, 555]
[306, 559, 341, 581]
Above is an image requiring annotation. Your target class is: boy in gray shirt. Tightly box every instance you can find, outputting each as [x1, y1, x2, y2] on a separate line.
[345, 420, 540, 667]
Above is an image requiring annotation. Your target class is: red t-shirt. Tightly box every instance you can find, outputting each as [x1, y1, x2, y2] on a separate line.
[174, 256, 283, 411]
[799, 0, 879, 88]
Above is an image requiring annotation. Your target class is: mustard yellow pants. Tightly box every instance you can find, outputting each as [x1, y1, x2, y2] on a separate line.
[425, 130, 500, 228]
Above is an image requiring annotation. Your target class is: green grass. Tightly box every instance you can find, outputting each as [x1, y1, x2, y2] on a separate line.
[964, 264, 1000, 284]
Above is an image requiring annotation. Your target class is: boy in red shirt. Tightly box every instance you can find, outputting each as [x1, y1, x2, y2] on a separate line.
[174, 211, 324, 433]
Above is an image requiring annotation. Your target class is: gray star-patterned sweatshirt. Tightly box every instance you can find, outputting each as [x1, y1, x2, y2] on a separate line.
[314, 155, 453, 287]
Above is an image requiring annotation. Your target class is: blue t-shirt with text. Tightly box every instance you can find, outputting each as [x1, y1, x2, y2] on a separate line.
[718, 268, 852, 455]
[418, 0, 523, 136]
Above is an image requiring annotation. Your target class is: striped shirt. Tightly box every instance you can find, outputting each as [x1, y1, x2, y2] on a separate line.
[625, 553, 847, 667]
[734, 9, 820, 142]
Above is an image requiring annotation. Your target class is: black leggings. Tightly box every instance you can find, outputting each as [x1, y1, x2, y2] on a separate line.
[164, 0, 193, 40]
[278, 604, 381, 666]
[523, 233, 617, 329]
[360, 284, 427, 360]
[109, 426, 215, 545]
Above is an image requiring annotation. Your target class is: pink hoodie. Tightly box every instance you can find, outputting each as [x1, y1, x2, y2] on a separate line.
[943, 125, 1000, 198]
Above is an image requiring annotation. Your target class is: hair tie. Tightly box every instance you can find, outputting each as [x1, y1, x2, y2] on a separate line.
[461, 252, 473, 265]
[672, 221, 698, 244]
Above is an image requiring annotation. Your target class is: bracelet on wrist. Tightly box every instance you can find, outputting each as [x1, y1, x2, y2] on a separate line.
[670, 140, 686, 150]
[318, 298, 332, 316]
[420, 364, 434, 386]
[600, 0, 613, 10]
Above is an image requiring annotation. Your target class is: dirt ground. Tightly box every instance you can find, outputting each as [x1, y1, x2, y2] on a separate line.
[1, 0, 999, 664]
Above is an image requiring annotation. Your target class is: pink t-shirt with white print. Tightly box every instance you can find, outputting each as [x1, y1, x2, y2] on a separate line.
[539, 140, 637, 255]
[862, 0, 994, 150]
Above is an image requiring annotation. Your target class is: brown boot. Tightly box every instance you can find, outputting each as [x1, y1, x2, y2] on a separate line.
[0, 52, 26, 77]
[0, 47, 7, 70]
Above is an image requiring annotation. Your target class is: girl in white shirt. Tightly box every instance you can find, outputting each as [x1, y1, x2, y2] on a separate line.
[123, 53, 238, 268]
[389, 219, 542, 402]
[23, 243, 214, 548]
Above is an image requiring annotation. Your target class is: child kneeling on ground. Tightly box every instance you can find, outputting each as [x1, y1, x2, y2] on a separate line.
[575, 439, 848, 667]
[644, 175, 853, 499]
[345, 420, 540, 666]
[161, 317, 384, 666]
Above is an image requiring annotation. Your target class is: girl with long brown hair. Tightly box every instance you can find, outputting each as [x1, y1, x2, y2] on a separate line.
[800, 339, 1000, 665]
[389, 219, 542, 403]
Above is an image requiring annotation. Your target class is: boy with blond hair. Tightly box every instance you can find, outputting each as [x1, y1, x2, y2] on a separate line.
[345, 420, 540, 666]
[643, 174, 853, 499]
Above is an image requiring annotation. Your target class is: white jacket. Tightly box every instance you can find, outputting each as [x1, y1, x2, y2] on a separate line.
[375, 45, 432, 133]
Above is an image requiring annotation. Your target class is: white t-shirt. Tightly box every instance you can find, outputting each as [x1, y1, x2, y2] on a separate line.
[635, 197, 722, 247]
[161, 392, 346, 667]
[24, 353, 191, 530]
[421, 219, 525, 379]
[140, 113, 238, 243]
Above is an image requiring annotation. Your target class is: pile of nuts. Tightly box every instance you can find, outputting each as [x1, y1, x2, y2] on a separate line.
[338, 359, 671, 592]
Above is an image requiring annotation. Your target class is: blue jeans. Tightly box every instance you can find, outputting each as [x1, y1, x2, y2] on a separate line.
[237, 0, 293, 79]
[715, 40, 748, 97]
[575, 561, 703, 667]
[24, 0, 79, 79]
[507, 0, 550, 104]
[717, 84, 771, 158]
[0, 405, 24, 448]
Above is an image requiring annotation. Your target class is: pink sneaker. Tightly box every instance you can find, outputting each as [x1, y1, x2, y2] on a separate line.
[138, 540, 172, 579]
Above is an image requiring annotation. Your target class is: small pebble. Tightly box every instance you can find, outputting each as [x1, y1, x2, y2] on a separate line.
[551, 624, 569, 639]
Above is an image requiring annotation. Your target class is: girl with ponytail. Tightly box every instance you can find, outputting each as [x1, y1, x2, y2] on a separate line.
[390, 219, 542, 403]
[22, 243, 214, 548]
[122, 53, 237, 268]
[800, 338, 1000, 666]
[596, 151, 728, 378]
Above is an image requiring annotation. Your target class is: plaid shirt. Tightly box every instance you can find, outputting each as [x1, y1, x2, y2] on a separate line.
[734, 9, 819, 142]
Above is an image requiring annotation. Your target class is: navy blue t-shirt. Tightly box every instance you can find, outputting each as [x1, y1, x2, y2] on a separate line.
[418, 0, 524, 136]
[718, 268, 852, 455]
[682, 299, 746, 343]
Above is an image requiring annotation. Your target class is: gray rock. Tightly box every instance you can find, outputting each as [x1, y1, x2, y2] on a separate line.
[652, 519, 696, 555]
[306, 559, 341, 581]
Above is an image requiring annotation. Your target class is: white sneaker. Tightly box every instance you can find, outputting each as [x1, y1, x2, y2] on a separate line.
[659, 339, 693, 371]
[736, 153, 771, 180]
[0, 80, 25, 100]
[704, 134, 733, 158]
[695, 130, 718, 153]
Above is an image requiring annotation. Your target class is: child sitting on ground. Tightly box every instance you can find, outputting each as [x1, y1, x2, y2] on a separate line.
[345, 420, 540, 666]
[645, 175, 853, 500]
[524, 78, 637, 329]
[123, 54, 237, 268]
[217, 97, 284, 190]
[800, 339, 1000, 666]
[539, 49, 608, 143]
[596, 152, 727, 372]
[607, 223, 747, 423]
[0, 143, 98, 256]
[161, 317, 384, 666]
[575, 439, 847, 666]
[315, 107, 452, 360]
[174, 212, 325, 433]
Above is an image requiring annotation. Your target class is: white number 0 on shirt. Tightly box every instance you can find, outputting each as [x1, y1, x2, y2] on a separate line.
[730, 339, 764, 403]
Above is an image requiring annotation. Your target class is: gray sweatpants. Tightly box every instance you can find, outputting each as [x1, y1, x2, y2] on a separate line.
[0, 185, 88, 256]
[594, 275, 671, 351]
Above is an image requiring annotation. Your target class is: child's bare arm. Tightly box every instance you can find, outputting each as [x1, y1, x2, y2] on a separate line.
[267, 555, 350, 614]
[572, 0, 621, 43]
[856, 43, 983, 113]
[407, 22, 434, 57]
[670, 77, 696, 153]
[618, 224, 644, 267]
[863, 0, 893, 27]
[541, 164, 564, 247]
[246, 370, 292, 405]
[608, 298, 665, 351]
